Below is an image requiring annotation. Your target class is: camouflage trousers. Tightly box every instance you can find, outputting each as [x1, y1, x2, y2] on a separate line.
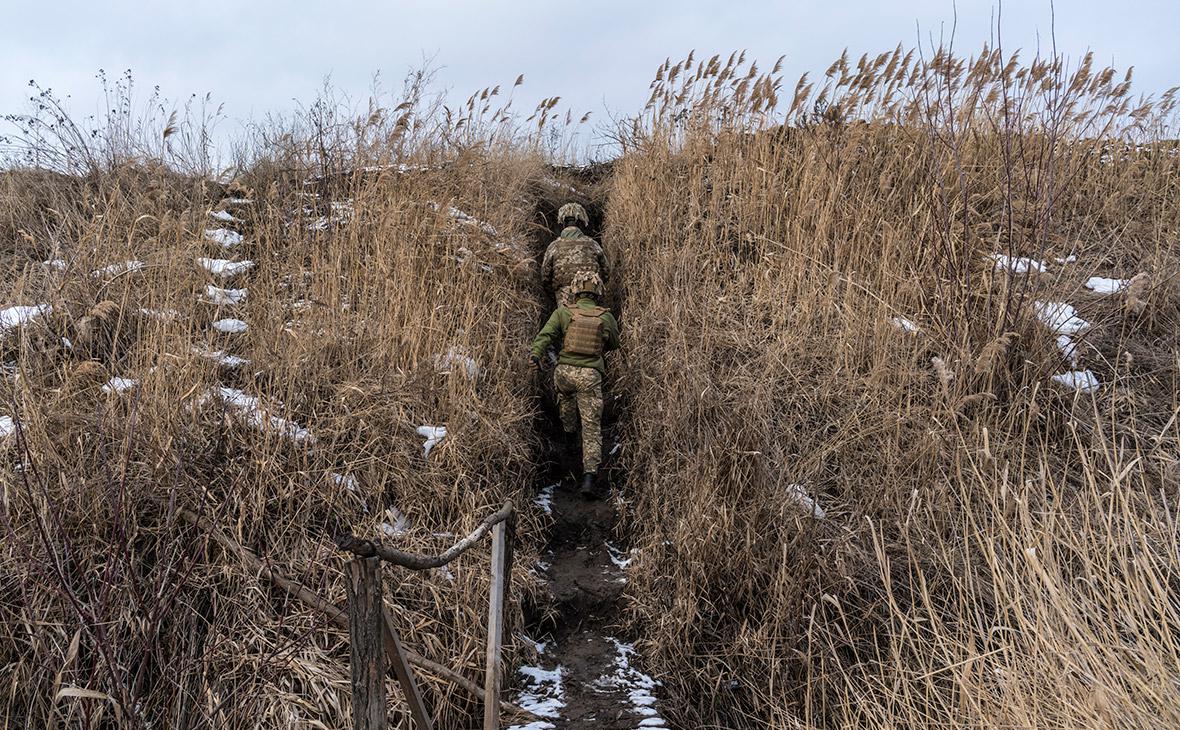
[553, 364, 604, 474]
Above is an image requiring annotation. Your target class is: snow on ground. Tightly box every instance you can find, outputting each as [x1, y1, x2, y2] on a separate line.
[0, 416, 15, 438]
[379, 506, 410, 538]
[535, 484, 557, 515]
[1055, 333, 1080, 366]
[1033, 301, 1091, 336]
[204, 228, 244, 248]
[101, 377, 138, 394]
[785, 483, 826, 520]
[1, 304, 51, 335]
[592, 639, 668, 729]
[91, 260, 145, 277]
[212, 318, 248, 334]
[1085, 276, 1129, 294]
[1033, 301, 1101, 390]
[1051, 369, 1101, 392]
[198, 257, 255, 278]
[429, 201, 498, 235]
[1056, 254, 1078, 265]
[416, 425, 447, 458]
[227, 197, 252, 206]
[139, 308, 180, 321]
[213, 386, 313, 444]
[209, 209, 240, 223]
[434, 347, 482, 378]
[605, 542, 634, 570]
[990, 254, 1047, 274]
[43, 259, 68, 271]
[508, 664, 566, 730]
[331, 473, 359, 493]
[890, 316, 920, 334]
[194, 347, 250, 369]
[203, 285, 248, 306]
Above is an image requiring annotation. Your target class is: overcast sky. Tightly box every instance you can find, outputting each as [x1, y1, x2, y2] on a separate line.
[3, 1, 1177, 162]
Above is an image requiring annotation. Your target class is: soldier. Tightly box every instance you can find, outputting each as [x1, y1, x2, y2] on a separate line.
[529, 271, 620, 497]
[541, 202, 609, 307]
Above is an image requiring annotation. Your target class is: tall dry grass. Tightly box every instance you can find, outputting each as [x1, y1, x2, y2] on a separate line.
[0, 76, 584, 728]
[606, 46, 1180, 728]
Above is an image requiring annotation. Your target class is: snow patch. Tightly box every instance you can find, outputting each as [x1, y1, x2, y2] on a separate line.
[0, 416, 15, 438]
[990, 254, 1046, 274]
[212, 386, 314, 444]
[1051, 369, 1101, 392]
[91, 260, 145, 277]
[379, 506, 410, 538]
[606, 542, 633, 569]
[1033, 301, 1090, 336]
[508, 664, 565, 727]
[785, 483, 826, 520]
[203, 285, 248, 306]
[212, 318, 248, 334]
[43, 259, 68, 271]
[416, 425, 447, 458]
[198, 257, 255, 278]
[434, 347, 482, 378]
[890, 316, 920, 334]
[535, 484, 557, 515]
[1085, 276, 1129, 294]
[193, 347, 251, 369]
[102, 377, 138, 394]
[429, 201, 498, 235]
[209, 209, 240, 223]
[1, 304, 52, 335]
[139, 308, 180, 321]
[592, 639, 667, 728]
[204, 228, 244, 248]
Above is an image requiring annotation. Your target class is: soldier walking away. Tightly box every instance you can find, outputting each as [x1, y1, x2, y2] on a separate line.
[541, 202, 610, 307]
[529, 271, 620, 498]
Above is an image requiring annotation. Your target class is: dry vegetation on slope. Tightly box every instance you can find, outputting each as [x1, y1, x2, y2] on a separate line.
[2, 41, 1180, 730]
[606, 47, 1180, 728]
[0, 79, 583, 728]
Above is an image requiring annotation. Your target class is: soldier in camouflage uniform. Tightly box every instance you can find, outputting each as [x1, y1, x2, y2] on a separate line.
[529, 271, 620, 497]
[541, 202, 609, 307]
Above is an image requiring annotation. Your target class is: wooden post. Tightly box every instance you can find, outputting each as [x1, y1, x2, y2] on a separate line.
[348, 556, 387, 730]
[381, 605, 434, 730]
[482, 521, 508, 730]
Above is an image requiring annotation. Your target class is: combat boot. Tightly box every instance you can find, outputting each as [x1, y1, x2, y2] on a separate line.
[579, 472, 600, 499]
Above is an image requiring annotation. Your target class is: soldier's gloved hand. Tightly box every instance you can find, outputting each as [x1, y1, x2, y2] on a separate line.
[528, 355, 541, 373]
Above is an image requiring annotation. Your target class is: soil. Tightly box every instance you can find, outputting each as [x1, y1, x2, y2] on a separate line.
[512, 188, 670, 729]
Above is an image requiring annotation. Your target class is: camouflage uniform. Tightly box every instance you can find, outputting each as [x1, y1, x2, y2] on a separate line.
[530, 286, 620, 476]
[554, 364, 605, 472]
[542, 227, 609, 307]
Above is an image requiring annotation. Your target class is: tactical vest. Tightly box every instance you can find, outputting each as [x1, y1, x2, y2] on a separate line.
[564, 306, 609, 356]
[551, 239, 602, 287]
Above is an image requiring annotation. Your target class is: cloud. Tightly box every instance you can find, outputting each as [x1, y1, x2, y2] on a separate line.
[3, 0, 1176, 162]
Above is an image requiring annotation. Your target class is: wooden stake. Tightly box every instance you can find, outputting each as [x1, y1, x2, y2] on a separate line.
[381, 604, 434, 730]
[348, 557, 386, 730]
[483, 521, 508, 730]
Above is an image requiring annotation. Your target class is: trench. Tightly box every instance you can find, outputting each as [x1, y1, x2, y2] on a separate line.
[508, 174, 671, 730]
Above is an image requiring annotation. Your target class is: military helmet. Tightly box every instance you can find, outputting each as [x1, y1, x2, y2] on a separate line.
[557, 202, 589, 228]
[570, 270, 603, 298]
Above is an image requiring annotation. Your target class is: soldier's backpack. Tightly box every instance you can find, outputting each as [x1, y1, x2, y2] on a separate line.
[563, 306, 609, 356]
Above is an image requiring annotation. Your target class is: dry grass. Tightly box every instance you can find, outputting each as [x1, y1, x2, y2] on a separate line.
[3, 43, 1179, 730]
[0, 79, 582, 728]
[605, 46, 1180, 728]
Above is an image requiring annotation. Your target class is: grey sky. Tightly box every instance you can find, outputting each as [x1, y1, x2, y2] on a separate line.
[3, 1, 1177, 160]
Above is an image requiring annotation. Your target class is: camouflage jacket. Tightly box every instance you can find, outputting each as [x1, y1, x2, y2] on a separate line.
[541, 226, 609, 294]
[530, 298, 620, 375]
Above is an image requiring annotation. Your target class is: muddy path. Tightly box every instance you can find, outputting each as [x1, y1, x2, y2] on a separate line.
[508, 180, 670, 730]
